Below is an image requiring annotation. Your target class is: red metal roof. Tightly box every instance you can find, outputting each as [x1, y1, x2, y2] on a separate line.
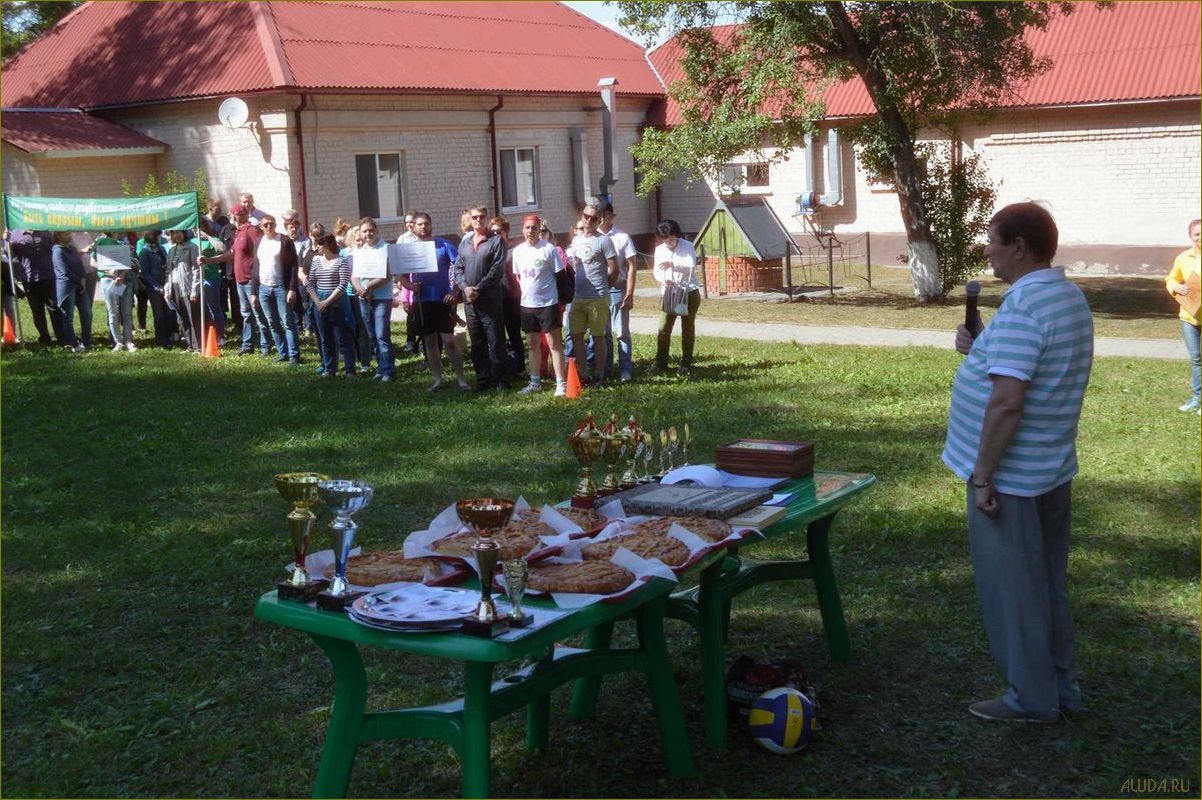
[1, 111, 167, 154]
[0, 1, 663, 109]
[648, 2, 1201, 126]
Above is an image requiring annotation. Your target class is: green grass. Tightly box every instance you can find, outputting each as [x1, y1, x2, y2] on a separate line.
[2, 311, 1198, 797]
[631, 270, 1183, 341]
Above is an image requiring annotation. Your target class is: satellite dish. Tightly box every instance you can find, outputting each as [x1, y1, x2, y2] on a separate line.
[218, 97, 250, 129]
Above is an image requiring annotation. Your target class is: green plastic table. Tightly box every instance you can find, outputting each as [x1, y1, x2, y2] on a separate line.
[254, 557, 723, 799]
[569, 469, 876, 750]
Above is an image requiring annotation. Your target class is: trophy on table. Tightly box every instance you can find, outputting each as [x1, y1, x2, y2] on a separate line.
[680, 423, 694, 466]
[619, 416, 643, 489]
[640, 431, 656, 483]
[315, 479, 374, 611]
[502, 559, 532, 629]
[274, 471, 329, 602]
[456, 498, 515, 637]
[567, 413, 606, 508]
[597, 414, 629, 497]
[657, 429, 672, 478]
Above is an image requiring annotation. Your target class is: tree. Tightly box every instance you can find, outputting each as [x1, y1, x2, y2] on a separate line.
[620, 1, 1084, 300]
[1, 1, 81, 61]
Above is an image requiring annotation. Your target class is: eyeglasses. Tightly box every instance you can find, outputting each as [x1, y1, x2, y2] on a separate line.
[581, 213, 598, 221]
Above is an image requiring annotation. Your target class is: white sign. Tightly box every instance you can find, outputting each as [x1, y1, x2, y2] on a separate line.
[95, 244, 132, 272]
[351, 245, 389, 280]
[388, 240, 438, 275]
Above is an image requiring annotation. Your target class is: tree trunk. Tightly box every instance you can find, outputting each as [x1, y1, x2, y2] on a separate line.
[825, 1, 941, 301]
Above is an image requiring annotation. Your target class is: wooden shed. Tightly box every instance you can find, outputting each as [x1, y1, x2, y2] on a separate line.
[694, 197, 803, 295]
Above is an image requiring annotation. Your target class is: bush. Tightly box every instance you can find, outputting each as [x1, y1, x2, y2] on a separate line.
[918, 144, 997, 297]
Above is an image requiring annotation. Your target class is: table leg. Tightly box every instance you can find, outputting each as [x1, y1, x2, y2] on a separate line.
[309, 634, 368, 799]
[526, 695, 550, 751]
[807, 515, 851, 661]
[636, 595, 695, 777]
[567, 620, 614, 720]
[697, 558, 728, 750]
[461, 661, 495, 799]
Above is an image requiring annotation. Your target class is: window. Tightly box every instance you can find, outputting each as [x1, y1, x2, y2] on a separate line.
[721, 162, 771, 192]
[499, 147, 539, 211]
[355, 153, 404, 219]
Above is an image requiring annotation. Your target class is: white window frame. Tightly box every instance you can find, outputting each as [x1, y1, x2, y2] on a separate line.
[354, 151, 407, 223]
[498, 146, 540, 213]
[720, 161, 771, 194]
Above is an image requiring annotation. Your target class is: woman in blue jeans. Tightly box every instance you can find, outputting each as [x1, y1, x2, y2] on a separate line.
[307, 234, 357, 377]
[349, 216, 395, 381]
[51, 231, 87, 351]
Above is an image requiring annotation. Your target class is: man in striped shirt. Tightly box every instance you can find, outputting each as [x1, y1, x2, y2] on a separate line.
[942, 202, 1094, 724]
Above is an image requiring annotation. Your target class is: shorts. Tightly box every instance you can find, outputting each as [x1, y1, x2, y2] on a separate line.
[520, 304, 562, 333]
[415, 300, 454, 336]
[568, 297, 608, 336]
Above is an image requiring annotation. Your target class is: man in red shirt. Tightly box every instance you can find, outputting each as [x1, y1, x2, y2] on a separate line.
[200, 203, 268, 355]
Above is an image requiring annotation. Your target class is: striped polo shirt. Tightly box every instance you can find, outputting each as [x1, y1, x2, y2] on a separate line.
[942, 267, 1094, 497]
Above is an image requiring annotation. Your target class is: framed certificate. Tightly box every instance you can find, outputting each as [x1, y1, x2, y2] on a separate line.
[351, 246, 389, 280]
[389, 241, 438, 275]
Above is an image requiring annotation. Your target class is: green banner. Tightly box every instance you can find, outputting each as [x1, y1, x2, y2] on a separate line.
[2, 192, 199, 232]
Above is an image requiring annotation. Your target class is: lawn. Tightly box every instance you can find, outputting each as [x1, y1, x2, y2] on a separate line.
[631, 270, 1184, 341]
[1, 314, 1198, 797]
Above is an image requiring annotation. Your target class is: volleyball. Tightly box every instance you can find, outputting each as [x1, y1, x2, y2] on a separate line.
[748, 687, 817, 754]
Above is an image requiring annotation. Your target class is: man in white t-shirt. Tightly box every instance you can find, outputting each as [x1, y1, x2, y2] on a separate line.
[511, 213, 568, 396]
[599, 202, 639, 382]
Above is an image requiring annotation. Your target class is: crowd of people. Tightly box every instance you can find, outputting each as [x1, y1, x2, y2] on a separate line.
[2, 192, 705, 393]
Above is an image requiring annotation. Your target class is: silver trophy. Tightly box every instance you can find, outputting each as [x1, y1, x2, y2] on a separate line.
[315, 479, 374, 610]
[502, 559, 532, 628]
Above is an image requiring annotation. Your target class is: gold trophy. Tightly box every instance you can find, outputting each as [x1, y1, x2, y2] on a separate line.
[597, 414, 629, 497]
[619, 416, 643, 489]
[502, 559, 532, 628]
[274, 471, 329, 602]
[567, 412, 606, 508]
[456, 498, 515, 637]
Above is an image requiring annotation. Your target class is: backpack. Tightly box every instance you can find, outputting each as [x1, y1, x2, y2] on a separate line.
[556, 262, 575, 305]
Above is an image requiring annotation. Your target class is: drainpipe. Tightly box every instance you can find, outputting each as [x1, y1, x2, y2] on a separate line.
[798, 128, 842, 213]
[487, 95, 504, 214]
[292, 93, 310, 224]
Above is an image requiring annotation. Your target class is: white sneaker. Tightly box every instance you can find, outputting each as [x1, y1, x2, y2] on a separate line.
[554, 382, 567, 397]
[1179, 398, 1201, 412]
[126, 342, 137, 352]
[518, 381, 542, 395]
[112, 343, 124, 352]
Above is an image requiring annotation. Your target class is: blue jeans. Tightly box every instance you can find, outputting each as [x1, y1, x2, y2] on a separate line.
[203, 276, 226, 345]
[102, 276, 133, 345]
[258, 285, 299, 359]
[360, 296, 394, 377]
[604, 287, 632, 379]
[1182, 320, 1200, 401]
[317, 291, 356, 375]
[55, 279, 83, 347]
[238, 282, 269, 353]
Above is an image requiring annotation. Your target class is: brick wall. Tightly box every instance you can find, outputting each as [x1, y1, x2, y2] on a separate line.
[2, 145, 158, 199]
[703, 255, 782, 294]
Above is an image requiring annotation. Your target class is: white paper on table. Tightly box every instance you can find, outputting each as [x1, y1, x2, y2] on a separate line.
[597, 498, 627, 521]
[538, 504, 583, 536]
[297, 547, 362, 580]
[351, 245, 389, 279]
[94, 244, 132, 272]
[662, 465, 724, 488]
[388, 240, 438, 275]
[767, 492, 798, 506]
[715, 470, 790, 489]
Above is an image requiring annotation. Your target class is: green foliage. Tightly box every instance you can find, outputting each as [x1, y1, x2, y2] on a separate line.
[1, 1, 80, 60]
[918, 145, 997, 297]
[121, 168, 210, 221]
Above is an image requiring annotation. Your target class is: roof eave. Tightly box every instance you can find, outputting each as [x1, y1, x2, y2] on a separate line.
[26, 145, 167, 159]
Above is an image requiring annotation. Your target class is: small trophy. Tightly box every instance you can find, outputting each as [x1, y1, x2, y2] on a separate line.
[457, 498, 514, 637]
[502, 559, 532, 628]
[640, 431, 656, 483]
[619, 416, 643, 489]
[275, 471, 329, 602]
[680, 422, 694, 466]
[657, 429, 671, 478]
[567, 413, 606, 508]
[315, 479, 374, 611]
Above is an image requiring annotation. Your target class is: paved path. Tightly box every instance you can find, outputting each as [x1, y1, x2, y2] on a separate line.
[626, 314, 1186, 360]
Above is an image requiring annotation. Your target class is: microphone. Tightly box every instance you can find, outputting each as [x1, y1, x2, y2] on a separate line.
[965, 281, 981, 337]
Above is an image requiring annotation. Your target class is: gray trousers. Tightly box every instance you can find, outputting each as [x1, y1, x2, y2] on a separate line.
[967, 479, 1079, 718]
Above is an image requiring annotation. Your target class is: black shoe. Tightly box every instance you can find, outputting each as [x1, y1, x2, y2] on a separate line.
[474, 383, 493, 393]
[237, 348, 253, 356]
[274, 354, 289, 363]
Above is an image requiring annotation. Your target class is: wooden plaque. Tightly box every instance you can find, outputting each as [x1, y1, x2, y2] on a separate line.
[605, 483, 772, 519]
[1175, 272, 1201, 320]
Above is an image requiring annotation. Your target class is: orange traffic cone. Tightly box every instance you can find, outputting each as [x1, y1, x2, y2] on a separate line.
[565, 358, 582, 398]
[203, 325, 220, 358]
[2, 315, 16, 345]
